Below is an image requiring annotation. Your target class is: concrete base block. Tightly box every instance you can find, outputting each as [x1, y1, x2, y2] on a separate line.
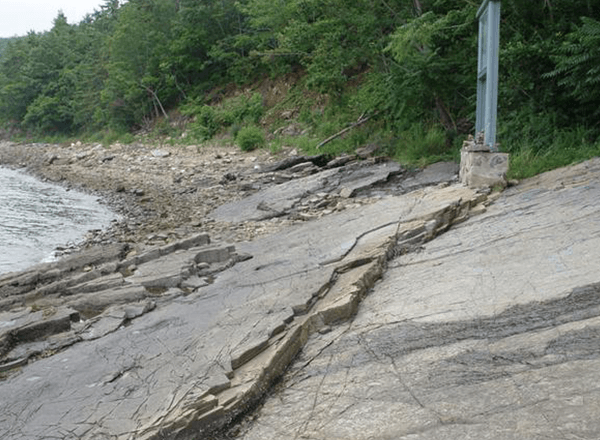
[460, 149, 509, 188]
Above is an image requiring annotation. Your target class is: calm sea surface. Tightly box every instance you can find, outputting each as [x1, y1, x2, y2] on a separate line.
[0, 167, 117, 275]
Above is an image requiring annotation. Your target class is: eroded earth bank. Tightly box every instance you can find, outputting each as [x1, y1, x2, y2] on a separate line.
[1, 140, 600, 440]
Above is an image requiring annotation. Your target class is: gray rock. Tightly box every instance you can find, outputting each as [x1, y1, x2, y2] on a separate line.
[211, 160, 401, 222]
[0, 180, 480, 440]
[400, 161, 459, 191]
[236, 158, 600, 440]
[0, 306, 80, 366]
[152, 149, 171, 158]
[3, 139, 600, 440]
[355, 143, 382, 159]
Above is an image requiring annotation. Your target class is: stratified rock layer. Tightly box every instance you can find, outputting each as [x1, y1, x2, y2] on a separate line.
[237, 158, 600, 440]
[0, 162, 479, 439]
[3, 137, 600, 440]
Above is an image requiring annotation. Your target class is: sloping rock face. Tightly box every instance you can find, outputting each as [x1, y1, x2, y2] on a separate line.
[0, 150, 479, 439]
[235, 158, 600, 440]
[210, 161, 402, 222]
[4, 137, 599, 440]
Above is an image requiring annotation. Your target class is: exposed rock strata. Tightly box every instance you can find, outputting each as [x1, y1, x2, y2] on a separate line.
[235, 157, 600, 440]
[1, 141, 451, 249]
[0, 183, 482, 439]
[0, 139, 482, 440]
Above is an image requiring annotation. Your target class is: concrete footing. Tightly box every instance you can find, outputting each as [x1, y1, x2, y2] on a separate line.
[459, 134, 509, 189]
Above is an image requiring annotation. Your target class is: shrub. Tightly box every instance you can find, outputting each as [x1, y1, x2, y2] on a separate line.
[120, 132, 135, 144]
[218, 92, 264, 126]
[183, 92, 265, 142]
[546, 17, 600, 120]
[236, 125, 265, 151]
[100, 128, 126, 146]
[190, 105, 220, 140]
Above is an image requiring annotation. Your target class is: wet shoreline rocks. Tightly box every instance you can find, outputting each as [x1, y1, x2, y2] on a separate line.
[0, 139, 473, 439]
[0, 140, 459, 251]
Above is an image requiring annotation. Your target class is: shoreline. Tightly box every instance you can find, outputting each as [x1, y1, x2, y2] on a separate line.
[0, 138, 409, 310]
[2, 138, 600, 439]
[0, 140, 292, 254]
[0, 164, 118, 275]
[1, 138, 478, 439]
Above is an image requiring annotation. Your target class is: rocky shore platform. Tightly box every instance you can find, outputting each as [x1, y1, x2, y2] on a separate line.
[1, 140, 599, 439]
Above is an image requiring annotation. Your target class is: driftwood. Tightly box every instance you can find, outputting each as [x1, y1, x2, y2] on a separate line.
[316, 112, 377, 150]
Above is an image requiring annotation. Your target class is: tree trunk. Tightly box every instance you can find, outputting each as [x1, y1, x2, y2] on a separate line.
[142, 84, 168, 120]
[435, 96, 455, 131]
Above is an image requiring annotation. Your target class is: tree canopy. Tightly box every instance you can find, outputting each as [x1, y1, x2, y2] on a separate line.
[0, 0, 598, 153]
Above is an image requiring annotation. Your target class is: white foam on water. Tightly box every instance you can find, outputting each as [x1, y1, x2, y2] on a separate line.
[0, 167, 117, 274]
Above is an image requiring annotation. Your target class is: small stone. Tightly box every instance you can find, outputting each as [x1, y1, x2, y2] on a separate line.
[152, 149, 171, 158]
[340, 187, 354, 198]
[318, 325, 332, 334]
[281, 110, 294, 119]
[355, 143, 381, 159]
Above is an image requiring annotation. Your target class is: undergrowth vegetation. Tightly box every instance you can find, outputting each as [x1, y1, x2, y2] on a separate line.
[1, 0, 600, 178]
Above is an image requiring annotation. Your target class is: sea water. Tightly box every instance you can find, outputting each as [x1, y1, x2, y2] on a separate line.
[0, 167, 117, 274]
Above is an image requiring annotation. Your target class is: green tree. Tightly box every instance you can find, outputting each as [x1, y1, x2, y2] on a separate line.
[0, 38, 15, 58]
[0, 33, 41, 123]
[102, 0, 178, 129]
[384, 3, 477, 133]
[546, 17, 600, 121]
[20, 12, 80, 132]
[169, 0, 256, 92]
[497, 0, 600, 120]
[244, 0, 409, 92]
[69, 0, 121, 132]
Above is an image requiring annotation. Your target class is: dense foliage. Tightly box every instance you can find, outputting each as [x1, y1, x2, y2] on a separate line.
[0, 0, 599, 173]
[0, 38, 14, 57]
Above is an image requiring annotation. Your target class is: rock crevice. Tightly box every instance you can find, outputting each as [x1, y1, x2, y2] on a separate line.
[0, 141, 480, 440]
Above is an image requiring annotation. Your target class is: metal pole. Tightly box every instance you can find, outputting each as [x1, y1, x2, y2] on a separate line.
[476, 0, 501, 150]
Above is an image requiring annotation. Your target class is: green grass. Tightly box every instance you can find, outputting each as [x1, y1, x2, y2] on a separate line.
[507, 136, 600, 180]
[387, 123, 459, 167]
[500, 117, 600, 179]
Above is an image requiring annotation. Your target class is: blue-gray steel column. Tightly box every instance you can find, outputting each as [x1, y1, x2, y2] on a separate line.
[476, 0, 501, 148]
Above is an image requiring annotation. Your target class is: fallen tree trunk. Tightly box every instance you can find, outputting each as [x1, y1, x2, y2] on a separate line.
[316, 112, 378, 150]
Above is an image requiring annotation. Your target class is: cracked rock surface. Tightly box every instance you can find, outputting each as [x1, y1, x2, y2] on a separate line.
[234, 158, 600, 440]
[0, 139, 475, 439]
[2, 138, 599, 440]
[0, 181, 479, 439]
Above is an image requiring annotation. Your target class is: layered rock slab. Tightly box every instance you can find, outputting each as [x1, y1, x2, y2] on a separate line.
[237, 158, 600, 440]
[0, 180, 482, 439]
[210, 160, 401, 222]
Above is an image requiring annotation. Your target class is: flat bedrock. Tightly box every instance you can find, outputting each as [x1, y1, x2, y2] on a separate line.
[2, 140, 599, 440]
